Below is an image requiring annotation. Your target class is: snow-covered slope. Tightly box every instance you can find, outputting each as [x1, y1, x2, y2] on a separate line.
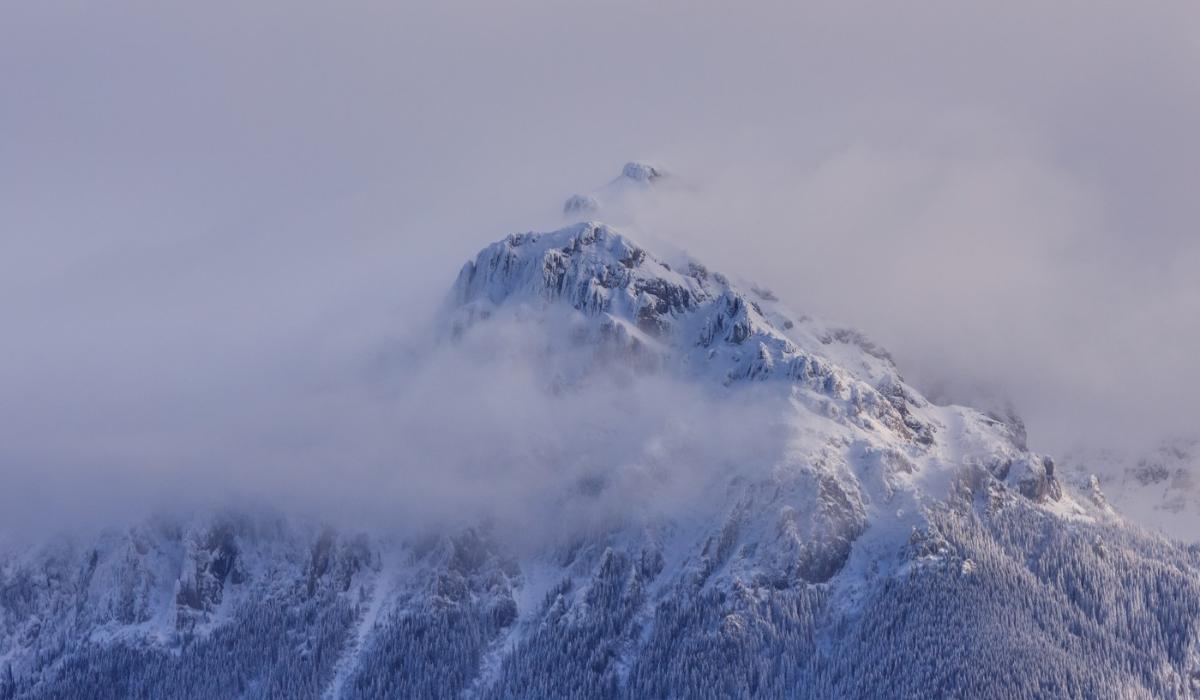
[1064, 437, 1200, 542]
[3, 165, 1200, 699]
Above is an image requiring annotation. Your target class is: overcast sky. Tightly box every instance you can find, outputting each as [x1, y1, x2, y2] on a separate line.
[2, 1, 1198, 527]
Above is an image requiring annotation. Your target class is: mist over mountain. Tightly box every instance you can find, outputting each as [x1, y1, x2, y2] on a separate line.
[2, 165, 1200, 699]
[4, 3, 1200, 514]
[4, 3, 1200, 698]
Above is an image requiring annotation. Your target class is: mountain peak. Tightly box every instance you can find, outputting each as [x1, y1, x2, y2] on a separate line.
[449, 221, 937, 446]
[562, 162, 666, 220]
[620, 161, 664, 183]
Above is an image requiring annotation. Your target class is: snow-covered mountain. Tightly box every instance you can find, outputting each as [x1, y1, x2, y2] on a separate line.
[3, 165, 1200, 699]
[562, 161, 667, 219]
[1063, 438, 1200, 543]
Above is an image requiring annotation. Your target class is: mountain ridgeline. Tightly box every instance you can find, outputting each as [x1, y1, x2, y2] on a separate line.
[2, 165, 1199, 699]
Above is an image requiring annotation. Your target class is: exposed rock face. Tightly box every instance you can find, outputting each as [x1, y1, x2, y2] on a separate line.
[1009, 456, 1064, 503]
[175, 523, 243, 636]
